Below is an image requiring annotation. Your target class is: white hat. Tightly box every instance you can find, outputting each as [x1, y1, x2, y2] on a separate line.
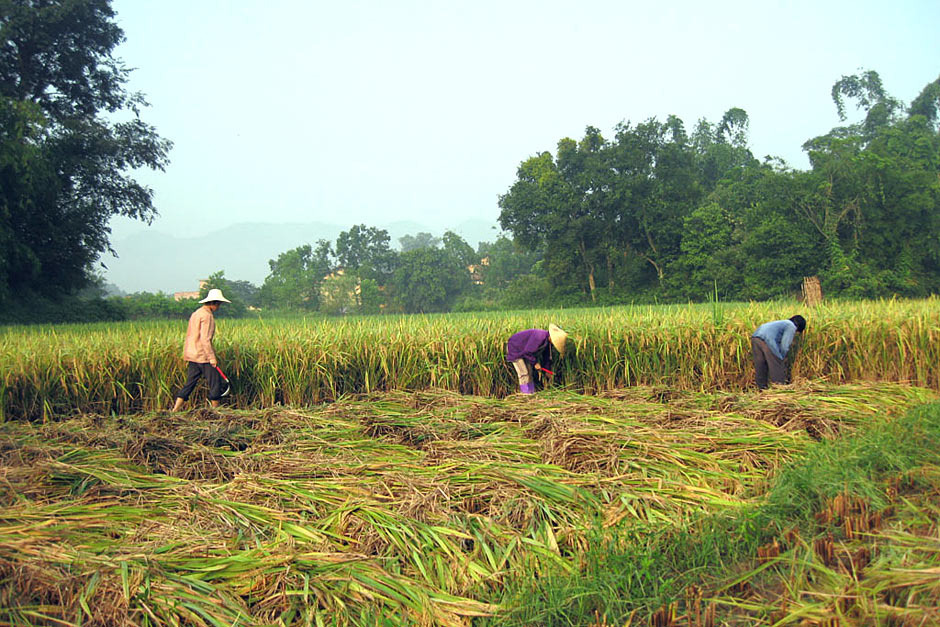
[548, 324, 568, 357]
[199, 288, 231, 303]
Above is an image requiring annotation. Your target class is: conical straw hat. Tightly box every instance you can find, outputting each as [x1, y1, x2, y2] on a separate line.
[548, 324, 568, 357]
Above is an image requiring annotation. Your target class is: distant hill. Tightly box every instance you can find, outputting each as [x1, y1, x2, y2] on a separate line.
[101, 218, 501, 294]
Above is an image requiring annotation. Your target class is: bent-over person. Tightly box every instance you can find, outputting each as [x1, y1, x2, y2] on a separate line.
[505, 324, 567, 395]
[751, 315, 806, 390]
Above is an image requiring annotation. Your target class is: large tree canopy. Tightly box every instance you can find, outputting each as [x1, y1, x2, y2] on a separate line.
[499, 109, 758, 300]
[0, 0, 171, 302]
[335, 224, 397, 283]
[498, 72, 940, 302]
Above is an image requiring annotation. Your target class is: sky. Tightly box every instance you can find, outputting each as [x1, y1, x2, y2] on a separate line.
[107, 0, 940, 241]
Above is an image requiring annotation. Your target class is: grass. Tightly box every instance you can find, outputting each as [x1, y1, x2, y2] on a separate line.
[0, 382, 936, 625]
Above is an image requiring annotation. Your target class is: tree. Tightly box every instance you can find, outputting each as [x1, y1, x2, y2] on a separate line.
[670, 201, 741, 300]
[0, 0, 172, 303]
[441, 231, 476, 269]
[336, 224, 397, 282]
[623, 116, 703, 286]
[499, 128, 611, 301]
[357, 278, 383, 314]
[224, 279, 260, 309]
[797, 71, 940, 296]
[692, 109, 757, 185]
[260, 241, 333, 310]
[829, 70, 903, 141]
[319, 272, 359, 315]
[739, 210, 821, 300]
[476, 235, 541, 290]
[399, 232, 441, 252]
[391, 247, 467, 313]
[908, 74, 940, 127]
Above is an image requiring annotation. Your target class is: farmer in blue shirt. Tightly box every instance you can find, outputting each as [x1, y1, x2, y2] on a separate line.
[506, 324, 568, 394]
[751, 315, 806, 389]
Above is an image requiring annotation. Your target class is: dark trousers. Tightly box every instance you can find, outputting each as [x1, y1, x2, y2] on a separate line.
[176, 362, 222, 401]
[751, 337, 789, 389]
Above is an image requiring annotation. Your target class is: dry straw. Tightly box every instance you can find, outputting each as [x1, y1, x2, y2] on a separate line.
[0, 383, 935, 625]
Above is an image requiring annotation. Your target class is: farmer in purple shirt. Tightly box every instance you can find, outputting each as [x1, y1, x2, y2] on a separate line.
[751, 315, 806, 389]
[506, 324, 568, 394]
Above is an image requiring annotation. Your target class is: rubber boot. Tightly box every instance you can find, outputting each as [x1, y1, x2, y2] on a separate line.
[519, 382, 535, 395]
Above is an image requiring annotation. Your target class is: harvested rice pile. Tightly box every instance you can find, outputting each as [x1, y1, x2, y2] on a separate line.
[0, 383, 934, 626]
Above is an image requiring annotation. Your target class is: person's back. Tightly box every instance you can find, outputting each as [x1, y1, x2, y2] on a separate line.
[752, 319, 796, 360]
[183, 305, 216, 364]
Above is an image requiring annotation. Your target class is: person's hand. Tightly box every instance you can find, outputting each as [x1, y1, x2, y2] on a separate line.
[534, 363, 541, 371]
[210, 359, 217, 368]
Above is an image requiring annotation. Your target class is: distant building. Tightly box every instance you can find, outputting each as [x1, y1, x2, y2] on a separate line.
[173, 279, 208, 301]
[468, 256, 489, 285]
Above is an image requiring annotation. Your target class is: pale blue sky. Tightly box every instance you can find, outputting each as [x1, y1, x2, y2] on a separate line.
[108, 0, 940, 240]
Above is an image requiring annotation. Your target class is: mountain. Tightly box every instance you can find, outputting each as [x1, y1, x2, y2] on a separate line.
[101, 218, 502, 294]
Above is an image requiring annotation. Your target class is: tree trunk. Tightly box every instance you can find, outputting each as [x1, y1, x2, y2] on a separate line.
[642, 254, 664, 283]
[607, 251, 614, 290]
[579, 238, 597, 302]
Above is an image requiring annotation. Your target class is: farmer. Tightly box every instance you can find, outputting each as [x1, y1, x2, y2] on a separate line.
[171, 288, 230, 410]
[506, 324, 568, 394]
[750, 315, 807, 390]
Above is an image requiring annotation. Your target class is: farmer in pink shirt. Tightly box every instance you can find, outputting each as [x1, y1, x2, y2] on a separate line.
[171, 289, 230, 410]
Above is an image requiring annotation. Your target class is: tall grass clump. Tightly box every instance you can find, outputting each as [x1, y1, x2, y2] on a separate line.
[2, 298, 939, 418]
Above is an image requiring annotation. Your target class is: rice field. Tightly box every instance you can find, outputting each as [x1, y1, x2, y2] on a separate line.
[1, 383, 938, 626]
[2, 300, 939, 625]
[2, 298, 939, 419]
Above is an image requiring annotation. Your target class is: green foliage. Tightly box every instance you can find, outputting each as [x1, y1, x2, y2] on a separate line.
[0, 291, 127, 324]
[908, 73, 940, 125]
[391, 247, 468, 313]
[476, 236, 541, 290]
[495, 70, 940, 304]
[4, 26, 939, 317]
[441, 230, 476, 268]
[336, 224, 397, 282]
[398, 231, 440, 252]
[260, 243, 330, 311]
[114, 292, 199, 319]
[0, 0, 171, 302]
[499, 112, 758, 300]
[669, 202, 740, 299]
[319, 271, 359, 315]
[357, 277, 383, 314]
[739, 212, 819, 300]
[499, 273, 552, 309]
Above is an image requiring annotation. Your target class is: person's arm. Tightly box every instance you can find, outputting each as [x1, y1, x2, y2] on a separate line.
[522, 331, 550, 365]
[538, 343, 552, 371]
[777, 324, 797, 359]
